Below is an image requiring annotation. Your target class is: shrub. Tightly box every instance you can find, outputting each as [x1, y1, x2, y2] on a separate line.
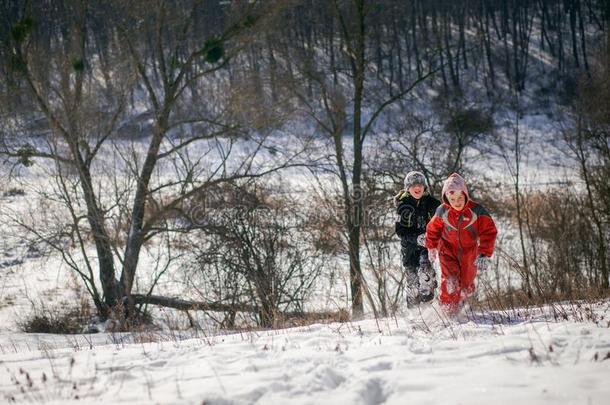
[17, 300, 91, 334]
[185, 182, 325, 328]
[3, 188, 25, 197]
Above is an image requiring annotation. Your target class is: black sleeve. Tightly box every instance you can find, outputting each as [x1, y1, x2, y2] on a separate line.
[427, 196, 441, 220]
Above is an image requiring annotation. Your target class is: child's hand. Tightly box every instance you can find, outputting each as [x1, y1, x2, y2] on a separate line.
[475, 255, 491, 272]
[416, 234, 426, 247]
[428, 248, 438, 264]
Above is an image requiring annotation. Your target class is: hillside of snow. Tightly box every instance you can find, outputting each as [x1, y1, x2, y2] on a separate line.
[1, 302, 609, 404]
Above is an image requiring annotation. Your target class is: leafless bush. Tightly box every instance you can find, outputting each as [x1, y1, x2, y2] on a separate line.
[476, 184, 608, 307]
[3, 188, 25, 197]
[17, 299, 91, 334]
[184, 182, 326, 328]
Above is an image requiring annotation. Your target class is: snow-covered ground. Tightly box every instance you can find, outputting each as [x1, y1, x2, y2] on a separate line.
[1, 303, 609, 404]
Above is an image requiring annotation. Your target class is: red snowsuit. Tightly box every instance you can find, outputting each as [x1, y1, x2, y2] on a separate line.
[425, 200, 497, 307]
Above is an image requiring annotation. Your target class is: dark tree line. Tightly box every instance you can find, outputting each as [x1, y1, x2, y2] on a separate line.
[249, 0, 604, 100]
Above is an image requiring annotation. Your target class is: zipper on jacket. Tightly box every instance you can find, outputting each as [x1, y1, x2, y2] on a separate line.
[457, 213, 464, 262]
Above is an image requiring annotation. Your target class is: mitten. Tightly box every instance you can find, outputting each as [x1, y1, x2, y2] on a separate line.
[475, 255, 491, 272]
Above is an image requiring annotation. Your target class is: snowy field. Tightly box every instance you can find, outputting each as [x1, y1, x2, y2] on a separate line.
[1, 302, 609, 404]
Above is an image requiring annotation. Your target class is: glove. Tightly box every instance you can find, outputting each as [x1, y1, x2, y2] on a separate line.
[475, 255, 491, 272]
[428, 248, 438, 264]
[416, 234, 426, 247]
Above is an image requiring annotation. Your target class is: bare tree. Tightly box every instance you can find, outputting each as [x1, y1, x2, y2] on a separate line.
[565, 63, 610, 290]
[1, 2, 130, 316]
[262, 0, 439, 317]
[0, 1, 304, 321]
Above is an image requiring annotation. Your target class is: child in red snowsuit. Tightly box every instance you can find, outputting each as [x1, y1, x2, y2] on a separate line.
[425, 173, 497, 313]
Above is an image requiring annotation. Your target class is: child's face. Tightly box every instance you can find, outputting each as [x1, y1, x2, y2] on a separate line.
[408, 184, 424, 199]
[446, 191, 466, 210]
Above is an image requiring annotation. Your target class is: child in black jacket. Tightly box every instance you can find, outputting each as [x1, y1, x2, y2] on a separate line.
[394, 171, 441, 306]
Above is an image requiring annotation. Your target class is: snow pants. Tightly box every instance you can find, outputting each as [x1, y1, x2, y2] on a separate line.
[400, 239, 436, 306]
[438, 245, 478, 308]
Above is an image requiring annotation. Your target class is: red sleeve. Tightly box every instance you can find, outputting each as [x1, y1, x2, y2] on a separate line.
[477, 215, 497, 257]
[425, 215, 444, 250]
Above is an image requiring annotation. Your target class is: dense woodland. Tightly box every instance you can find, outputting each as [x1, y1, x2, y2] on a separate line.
[0, 0, 609, 328]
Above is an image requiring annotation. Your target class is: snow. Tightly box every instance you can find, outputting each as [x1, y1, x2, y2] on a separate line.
[1, 303, 609, 404]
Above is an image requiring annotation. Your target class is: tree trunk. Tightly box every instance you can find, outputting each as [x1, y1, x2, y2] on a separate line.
[120, 113, 170, 312]
[348, 0, 367, 317]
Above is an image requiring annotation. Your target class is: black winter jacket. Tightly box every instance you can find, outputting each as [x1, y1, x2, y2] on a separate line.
[394, 191, 441, 244]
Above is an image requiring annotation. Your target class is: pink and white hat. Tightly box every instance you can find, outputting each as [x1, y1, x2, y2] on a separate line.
[441, 173, 469, 204]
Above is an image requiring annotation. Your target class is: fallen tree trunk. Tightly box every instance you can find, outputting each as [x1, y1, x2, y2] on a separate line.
[131, 294, 258, 313]
[130, 294, 348, 324]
